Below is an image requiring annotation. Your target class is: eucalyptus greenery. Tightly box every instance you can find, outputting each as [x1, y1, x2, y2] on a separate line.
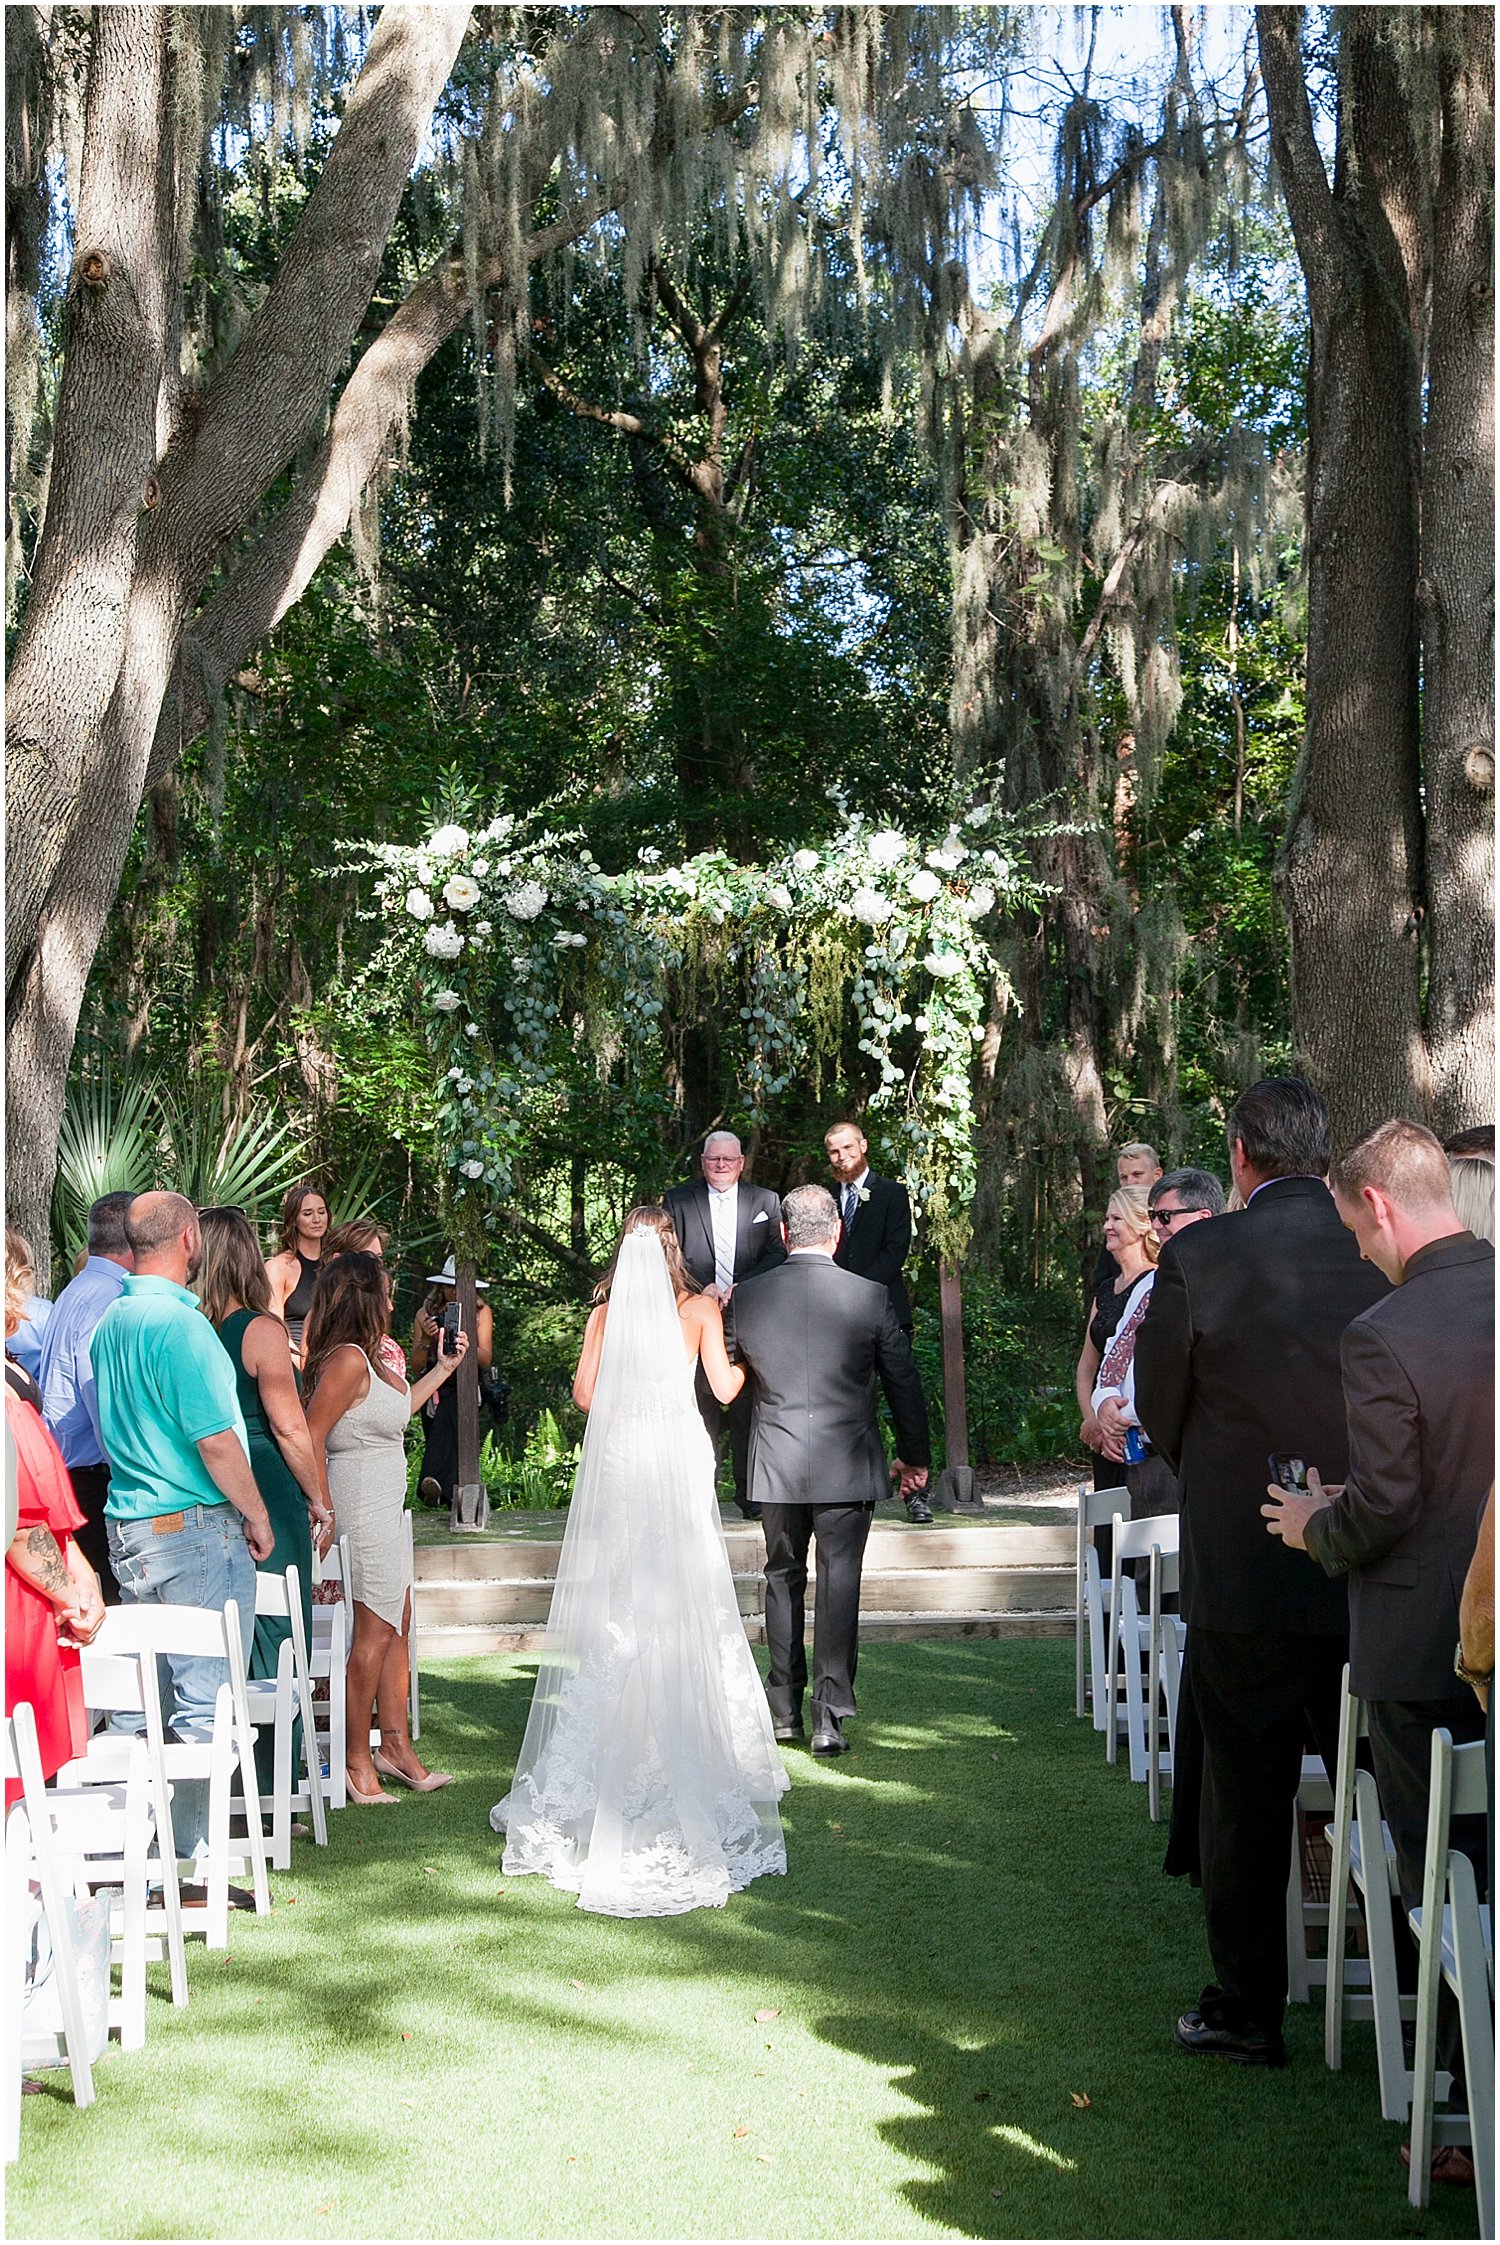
[352, 803, 1042, 1262]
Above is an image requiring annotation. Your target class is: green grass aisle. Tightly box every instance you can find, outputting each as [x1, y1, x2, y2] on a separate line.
[9, 1642, 1475, 2241]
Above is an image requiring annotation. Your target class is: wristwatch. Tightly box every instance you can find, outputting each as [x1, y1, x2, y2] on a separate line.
[1454, 1640, 1493, 1691]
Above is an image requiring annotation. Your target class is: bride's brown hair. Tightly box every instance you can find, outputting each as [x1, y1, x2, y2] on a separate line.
[593, 1205, 696, 1304]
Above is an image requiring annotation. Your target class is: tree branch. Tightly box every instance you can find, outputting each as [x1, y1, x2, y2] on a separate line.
[1256, 6, 1339, 316]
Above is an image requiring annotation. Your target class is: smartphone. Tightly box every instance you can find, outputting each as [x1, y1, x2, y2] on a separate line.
[1268, 1453, 1309, 1493]
[441, 1301, 463, 1358]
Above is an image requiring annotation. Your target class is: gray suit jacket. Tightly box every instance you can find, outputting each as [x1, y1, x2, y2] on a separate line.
[1305, 1231, 1494, 1701]
[732, 1254, 930, 1508]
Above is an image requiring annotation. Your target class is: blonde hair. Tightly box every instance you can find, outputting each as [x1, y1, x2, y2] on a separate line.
[4, 1226, 36, 1340]
[1448, 1154, 1495, 1245]
[1107, 1185, 1160, 1266]
[1117, 1140, 1159, 1168]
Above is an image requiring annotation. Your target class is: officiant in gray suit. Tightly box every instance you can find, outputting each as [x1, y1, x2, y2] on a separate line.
[665, 1131, 786, 1519]
[733, 1185, 931, 1755]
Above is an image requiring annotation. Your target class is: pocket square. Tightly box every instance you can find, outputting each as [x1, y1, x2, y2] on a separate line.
[751, 1210, 769, 1223]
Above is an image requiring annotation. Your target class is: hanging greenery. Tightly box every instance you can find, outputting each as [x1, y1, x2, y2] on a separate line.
[348, 802, 1041, 1263]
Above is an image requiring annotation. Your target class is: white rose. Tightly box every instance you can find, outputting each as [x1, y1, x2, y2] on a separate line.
[867, 829, 906, 867]
[472, 860, 490, 879]
[464, 1022, 481, 1038]
[907, 869, 942, 904]
[447, 1066, 463, 1081]
[475, 920, 493, 936]
[964, 883, 996, 919]
[927, 846, 965, 870]
[767, 884, 793, 912]
[432, 989, 460, 1013]
[792, 849, 820, 873]
[405, 888, 434, 921]
[503, 880, 548, 922]
[424, 922, 464, 960]
[428, 824, 470, 857]
[443, 875, 481, 912]
[482, 817, 510, 842]
[924, 949, 964, 979]
[460, 1159, 484, 1179]
[851, 887, 894, 925]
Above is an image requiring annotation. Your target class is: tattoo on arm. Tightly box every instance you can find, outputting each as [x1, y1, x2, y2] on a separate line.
[25, 1525, 72, 1596]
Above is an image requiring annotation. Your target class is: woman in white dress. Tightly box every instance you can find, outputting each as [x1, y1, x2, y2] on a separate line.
[491, 1207, 789, 1916]
[302, 1251, 469, 1803]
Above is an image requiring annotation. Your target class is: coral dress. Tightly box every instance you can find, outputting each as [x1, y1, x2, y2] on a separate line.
[5, 1373, 89, 1806]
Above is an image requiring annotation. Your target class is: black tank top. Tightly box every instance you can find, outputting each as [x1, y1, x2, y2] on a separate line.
[284, 1249, 322, 1329]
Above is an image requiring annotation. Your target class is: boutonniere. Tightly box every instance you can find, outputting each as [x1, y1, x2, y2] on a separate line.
[856, 1186, 871, 1204]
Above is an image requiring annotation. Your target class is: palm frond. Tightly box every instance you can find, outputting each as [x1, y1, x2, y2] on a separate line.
[160, 1091, 309, 1232]
[51, 1074, 159, 1269]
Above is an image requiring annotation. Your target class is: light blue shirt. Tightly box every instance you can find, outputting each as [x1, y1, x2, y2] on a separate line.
[8, 1294, 53, 1381]
[39, 1256, 130, 1469]
[93, 1275, 249, 1522]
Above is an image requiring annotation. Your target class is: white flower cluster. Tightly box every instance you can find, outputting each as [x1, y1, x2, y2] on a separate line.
[866, 830, 906, 868]
[851, 888, 894, 925]
[406, 888, 434, 921]
[504, 880, 548, 922]
[424, 922, 464, 961]
[427, 824, 470, 857]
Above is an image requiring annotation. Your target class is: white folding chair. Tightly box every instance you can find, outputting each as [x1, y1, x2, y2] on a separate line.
[51, 1627, 188, 2014]
[1076, 1483, 1130, 1727]
[1408, 1730, 1494, 2233]
[1145, 1540, 1184, 1823]
[311, 1534, 352, 1809]
[1286, 1754, 1335, 2005]
[247, 1566, 329, 1868]
[97, 1600, 270, 1943]
[1322, 1668, 1418, 2115]
[5, 1709, 96, 2159]
[1105, 1511, 1180, 1783]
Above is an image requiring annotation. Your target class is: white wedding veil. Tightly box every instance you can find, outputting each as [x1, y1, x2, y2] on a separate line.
[494, 1225, 787, 1914]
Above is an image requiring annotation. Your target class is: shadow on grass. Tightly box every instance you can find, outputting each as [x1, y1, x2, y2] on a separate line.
[22, 1642, 1471, 2242]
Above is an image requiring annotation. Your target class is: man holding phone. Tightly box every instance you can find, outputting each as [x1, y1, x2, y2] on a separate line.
[1135, 1079, 1387, 2068]
[1262, 1120, 1492, 2171]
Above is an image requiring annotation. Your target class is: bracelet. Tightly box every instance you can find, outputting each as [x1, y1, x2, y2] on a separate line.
[1454, 1640, 1493, 1690]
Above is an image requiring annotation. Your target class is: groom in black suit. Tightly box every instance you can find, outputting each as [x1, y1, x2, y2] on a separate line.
[733, 1185, 931, 1755]
[824, 1119, 931, 1524]
[665, 1132, 786, 1519]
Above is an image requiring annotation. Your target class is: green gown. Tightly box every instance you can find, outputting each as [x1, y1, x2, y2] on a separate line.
[218, 1309, 315, 1787]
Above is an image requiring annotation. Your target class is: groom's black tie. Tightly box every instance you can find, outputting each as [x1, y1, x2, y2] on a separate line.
[842, 1183, 859, 1231]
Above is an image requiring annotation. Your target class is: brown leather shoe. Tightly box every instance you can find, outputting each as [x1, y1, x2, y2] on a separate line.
[1400, 2143, 1476, 2188]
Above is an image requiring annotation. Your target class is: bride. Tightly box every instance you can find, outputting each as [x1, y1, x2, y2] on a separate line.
[490, 1205, 789, 1915]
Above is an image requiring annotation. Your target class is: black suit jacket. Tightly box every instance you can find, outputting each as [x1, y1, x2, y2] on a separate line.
[1134, 1175, 1389, 1634]
[832, 1173, 913, 1328]
[1303, 1232, 1494, 1701]
[664, 1179, 787, 1295]
[732, 1255, 931, 1507]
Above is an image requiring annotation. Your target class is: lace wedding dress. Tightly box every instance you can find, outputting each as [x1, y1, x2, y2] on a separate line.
[490, 1230, 789, 1916]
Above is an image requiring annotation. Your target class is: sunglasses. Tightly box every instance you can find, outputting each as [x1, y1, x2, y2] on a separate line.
[1151, 1205, 1192, 1227]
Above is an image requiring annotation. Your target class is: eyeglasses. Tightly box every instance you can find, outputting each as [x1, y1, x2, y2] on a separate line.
[702, 1155, 741, 1166]
[1151, 1205, 1193, 1227]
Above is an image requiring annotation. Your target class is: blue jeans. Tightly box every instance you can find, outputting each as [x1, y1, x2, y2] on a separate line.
[107, 1503, 255, 1862]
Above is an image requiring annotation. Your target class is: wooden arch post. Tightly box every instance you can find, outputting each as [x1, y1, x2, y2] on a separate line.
[933, 1257, 980, 1512]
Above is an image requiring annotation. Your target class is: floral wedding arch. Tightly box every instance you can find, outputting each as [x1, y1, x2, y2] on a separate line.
[354, 807, 1034, 1266]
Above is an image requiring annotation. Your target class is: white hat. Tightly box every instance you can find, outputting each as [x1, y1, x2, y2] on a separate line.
[425, 1255, 491, 1289]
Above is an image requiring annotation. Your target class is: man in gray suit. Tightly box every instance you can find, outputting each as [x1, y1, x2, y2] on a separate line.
[732, 1185, 930, 1756]
[1265, 1118, 1492, 2147]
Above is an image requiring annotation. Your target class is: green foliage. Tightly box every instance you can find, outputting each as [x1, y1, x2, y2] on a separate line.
[157, 1087, 309, 1223]
[911, 1275, 1082, 1472]
[481, 1412, 582, 1511]
[50, 1073, 159, 1271]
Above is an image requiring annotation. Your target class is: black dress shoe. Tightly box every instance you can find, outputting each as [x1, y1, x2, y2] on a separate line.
[905, 1496, 934, 1524]
[1173, 2006, 1285, 2068]
[773, 1723, 805, 1745]
[736, 1499, 763, 1521]
[810, 1718, 849, 1757]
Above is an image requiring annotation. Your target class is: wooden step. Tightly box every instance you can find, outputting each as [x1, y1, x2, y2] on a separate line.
[411, 1518, 1075, 1584]
[415, 1609, 1072, 1659]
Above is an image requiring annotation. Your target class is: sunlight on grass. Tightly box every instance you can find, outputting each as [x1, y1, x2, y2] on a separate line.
[991, 2124, 1079, 2173]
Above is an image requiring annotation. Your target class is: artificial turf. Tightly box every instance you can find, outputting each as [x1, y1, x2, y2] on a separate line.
[8, 1640, 1476, 2241]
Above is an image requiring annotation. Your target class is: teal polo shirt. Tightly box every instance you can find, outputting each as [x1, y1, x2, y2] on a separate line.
[93, 1274, 250, 1522]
